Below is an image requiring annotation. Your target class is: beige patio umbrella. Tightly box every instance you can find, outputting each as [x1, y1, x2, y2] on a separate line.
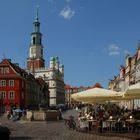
[71, 87, 123, 104]
[123, 83, 140, 100]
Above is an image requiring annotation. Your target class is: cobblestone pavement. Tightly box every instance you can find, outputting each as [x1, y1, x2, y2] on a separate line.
[0, 109, 138, 140]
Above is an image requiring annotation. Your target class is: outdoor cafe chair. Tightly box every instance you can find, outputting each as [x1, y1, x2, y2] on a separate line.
[135, 123, 140, 134]
[102, 121, 108, 132]
[130, 122, 139, 133]
[115, 121, 123, 133]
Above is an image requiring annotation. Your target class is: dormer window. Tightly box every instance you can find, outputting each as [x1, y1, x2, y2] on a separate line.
[4, 67, 9, 74]
[126, 55, 131, 67]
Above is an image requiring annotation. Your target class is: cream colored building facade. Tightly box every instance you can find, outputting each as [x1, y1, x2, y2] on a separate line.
[32, 57, 65, 106]
[108, 42, 140, 109]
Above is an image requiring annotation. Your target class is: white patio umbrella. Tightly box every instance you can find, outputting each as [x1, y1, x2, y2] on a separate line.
[71, 88, 123, 104]
[123, 83, 140, 99]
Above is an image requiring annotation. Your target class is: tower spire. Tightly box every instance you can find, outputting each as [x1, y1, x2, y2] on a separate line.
[33, 5, 40, 33]
[35, 5, 39, 22]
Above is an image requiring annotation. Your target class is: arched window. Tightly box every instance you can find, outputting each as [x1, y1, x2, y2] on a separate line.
[33, 37, 35, 44]
[41, 48, 43, 57]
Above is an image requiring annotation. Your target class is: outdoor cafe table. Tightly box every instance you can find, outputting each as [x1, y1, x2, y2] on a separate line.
[125, 119, 140, 123]
[125, 119, 135, 122]
[106, 119, 116, 131]
[87, 119, 97, 131]
[125, 119, 140, 131]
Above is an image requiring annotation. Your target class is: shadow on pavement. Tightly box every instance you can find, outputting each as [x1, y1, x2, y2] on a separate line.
[10, 136, 33, 140]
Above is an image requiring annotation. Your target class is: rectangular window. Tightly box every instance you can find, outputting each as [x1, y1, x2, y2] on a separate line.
[0, 80, 6, 86]
[0, 91, 6, 99]
[4, 67, 9, 74]
[9, 91, 15, 99]
[0, 68, 3, 74]
[9, 80, 14, 86]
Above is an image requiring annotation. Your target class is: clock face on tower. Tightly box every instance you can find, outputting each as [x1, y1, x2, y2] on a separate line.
[30, 45, 43, 59]
[30, 47, 36, 58]
[31, 48, 36, 54]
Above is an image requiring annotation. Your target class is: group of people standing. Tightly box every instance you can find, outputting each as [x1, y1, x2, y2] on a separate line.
[6, 108, 26, 121]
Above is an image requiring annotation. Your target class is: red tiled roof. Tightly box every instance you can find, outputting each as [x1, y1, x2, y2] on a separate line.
[93, 83, 103, 88]
[73, 87, 78, 90]
[65, 85, 71, 89]
[0, 59, 27, 76]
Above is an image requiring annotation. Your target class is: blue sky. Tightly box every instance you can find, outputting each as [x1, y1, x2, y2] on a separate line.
[0, 0, 140, 88]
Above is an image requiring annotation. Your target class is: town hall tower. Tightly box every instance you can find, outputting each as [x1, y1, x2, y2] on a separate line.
[27, 9, 45, 71]
[26, 9, 65, 106]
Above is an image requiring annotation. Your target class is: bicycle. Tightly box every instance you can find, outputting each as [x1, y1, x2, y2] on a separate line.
[65, 116, 76, 130]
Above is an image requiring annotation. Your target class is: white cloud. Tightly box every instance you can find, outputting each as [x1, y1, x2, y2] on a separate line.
[59, 6, 75, 20]
[108, 44, 120, 56]
[109, 51, 119, 55]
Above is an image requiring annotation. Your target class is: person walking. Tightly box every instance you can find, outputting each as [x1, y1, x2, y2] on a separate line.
[7, 110, 10, 120]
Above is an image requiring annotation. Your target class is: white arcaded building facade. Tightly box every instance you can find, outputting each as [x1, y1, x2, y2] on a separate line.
[33, 57, 65, 105]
